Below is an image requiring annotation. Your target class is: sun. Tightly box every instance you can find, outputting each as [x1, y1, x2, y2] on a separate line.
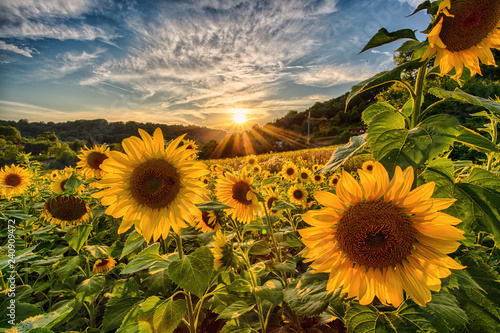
[233, 109, 247, 124]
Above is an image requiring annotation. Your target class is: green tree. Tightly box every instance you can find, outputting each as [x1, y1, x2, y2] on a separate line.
[36, 131, 58, 142]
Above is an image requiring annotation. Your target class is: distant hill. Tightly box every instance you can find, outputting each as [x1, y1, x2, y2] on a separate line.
[0, 119, 226, 146]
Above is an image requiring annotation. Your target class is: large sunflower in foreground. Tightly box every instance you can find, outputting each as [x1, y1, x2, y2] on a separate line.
[299, 162, 465, 307]
[92, 128, 209, 242]
[423, 0, 500, 78]
[216, 172, 259, 223]
[41, 195, 92, 228]
[0, 164, 33, 199]
[77, 145, 110, 179]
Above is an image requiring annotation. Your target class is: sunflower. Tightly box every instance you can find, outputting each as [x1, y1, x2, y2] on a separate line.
[281, 162, 298, 181]
[288, 184, 308, 207]
[50, 168, 82, 194]
[423, 0, 500, 78]
[0, 164, 33, 199]
[41, 195, 92, 228]
[211, 230, 235, 268]
[216, 172, 260, 223]
[312, 164, 322, 172]
[328, 173, 341, 187]
[77, 145, 110, 179]
[93, 257, 117, 273]
[264, 187, 281, 216]
[246, 155, 258, 166]
[92, 128, 209, 242]
[252, 164, 262, 174]
[298, 168, 312, 182]
[299, 162, 465, 307]
[312, 173, 325, 184]
[362, 160, 375, 173]
[196, 210, 221, 233]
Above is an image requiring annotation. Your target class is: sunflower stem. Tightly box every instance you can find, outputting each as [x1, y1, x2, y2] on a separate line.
[486, 118, 498, 172]
[411, 61, 429, 128]
[173, 231, 197, 333]
[262, 203, 282, 264]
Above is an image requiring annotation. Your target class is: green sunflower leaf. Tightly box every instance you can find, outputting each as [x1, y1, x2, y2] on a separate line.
[283, 272, 343, 317]
[361, 102, 396, 125]
[65, 224, 92, 253]
[152, 298, 187, 333]
[344, 303, 382, 333]
[456, 126, 500, 154]
[368, 112, 459, 175]
[14, 301, 74, 332]
[319, 134, 367, 173]
[120, 230, 145, 259]
[75, 275, 105, 303]
[101, 279, 143, 332]
[253, 279, 283, 305]
[422, 160, 500, 242]
[428, 87, 500, 116]
[360, 28, 418, 54]
[196, 201, 233, 211]
[217, 300, 255, 320]
[346, 60, 425, 110]
[167, 246, 214, 298]
[457, 289, 500, 332]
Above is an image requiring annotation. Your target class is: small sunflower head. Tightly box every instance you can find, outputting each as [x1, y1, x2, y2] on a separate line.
[93, 257, 117, 273]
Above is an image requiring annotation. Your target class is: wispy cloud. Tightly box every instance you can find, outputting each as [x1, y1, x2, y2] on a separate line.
[293, 65, 377, 87]
[397, 0, 423, 7]
[0, 0, 118, 41]
[0, 41, 35, 57]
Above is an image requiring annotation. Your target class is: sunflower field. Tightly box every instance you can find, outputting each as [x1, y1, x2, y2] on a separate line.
[2, 0, 500, 332]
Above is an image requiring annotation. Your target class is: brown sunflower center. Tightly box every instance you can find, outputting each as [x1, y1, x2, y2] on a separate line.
[87, 152, 108, 170]
[267, 196, 278, 210]
[44, 196, 88, 221]
[293, 189, 304, 200]
[60, 179, 67, 191]
[129, 159, 181, 209]
[300, 172, 308, 179]
[314, 175, 322, 181]
[286, 168, 295, 176]
[202, 211, 218, 229]
[97, 259, 110, 267]
[331, 177, 339, 185]
[336, 200, 416, 268]
[366, 164, 373, 171]
[440, 0, 500, 52]
[5, 174, 21, 187]
[232, 181, 253, 205]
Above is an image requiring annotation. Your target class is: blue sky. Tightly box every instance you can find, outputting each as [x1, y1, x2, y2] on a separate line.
[0, 0, 427, 131]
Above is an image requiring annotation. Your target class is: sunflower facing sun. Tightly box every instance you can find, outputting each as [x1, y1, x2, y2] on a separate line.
[424, 0, 500, 78]
[216, 172, 260, 223]
[299, 162, 465, 307]
[92, 128, 209, 242]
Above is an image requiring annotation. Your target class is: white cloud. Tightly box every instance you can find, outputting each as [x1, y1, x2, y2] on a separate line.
[397, 0, 424, 7]
[0, 0, 118, 41]
[0, 41, 35, 57]
[294, 65, 377, 87]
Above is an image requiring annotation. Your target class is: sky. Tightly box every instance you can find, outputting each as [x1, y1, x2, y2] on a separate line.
[0, 0, 428, 132]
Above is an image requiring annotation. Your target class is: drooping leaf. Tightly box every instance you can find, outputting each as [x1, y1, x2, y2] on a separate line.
[167, 246, 214, 298]
[346, 60, 424, 110]
[121, 243, 161, 274]
[64, 224, 92, 253]
[319, 134, 367, 173]
[428, 87, 500, 116]
[456, 126, 500, 154]
[55, 255, 83, 283]
[261, 176, 280, 187]
[152, 298, 187, 333]
[360, 28, 417, 54]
